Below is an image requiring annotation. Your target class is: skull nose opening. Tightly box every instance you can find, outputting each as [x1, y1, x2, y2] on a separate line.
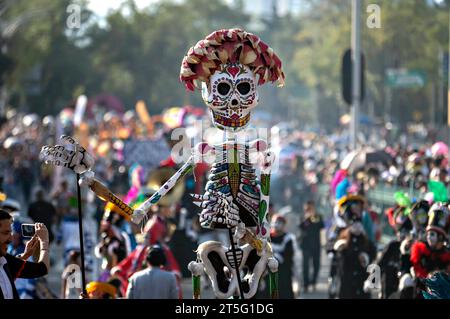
[231, 99, 239, 106]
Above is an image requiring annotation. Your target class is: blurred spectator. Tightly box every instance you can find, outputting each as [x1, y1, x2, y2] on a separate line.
[61, 250, 82, 299]
[270, 214, 297, 299]
[126, 245, 178, 299]
[0, 210, 50, 300]
[7, 216, 38, 299]
[28, 189, 57, 243]
[52, 180, 75, 226]
[299, 201, 324, 293]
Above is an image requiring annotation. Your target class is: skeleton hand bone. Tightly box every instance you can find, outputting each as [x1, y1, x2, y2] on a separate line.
[40, 135, 94, 174]
[191, 191, 240, 228]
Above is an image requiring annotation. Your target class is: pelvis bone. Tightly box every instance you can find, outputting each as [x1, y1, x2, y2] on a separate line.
[197, 241, 269, 299]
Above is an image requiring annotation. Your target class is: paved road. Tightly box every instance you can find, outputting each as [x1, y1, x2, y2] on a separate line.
[46, 241, 330, 299]
[170, 246, 330, 299]
[46, 209, 334, 299]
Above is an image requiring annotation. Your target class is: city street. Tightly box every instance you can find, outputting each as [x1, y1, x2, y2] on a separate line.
[2, 0, 450, 304]
[46, 231, 331, 299]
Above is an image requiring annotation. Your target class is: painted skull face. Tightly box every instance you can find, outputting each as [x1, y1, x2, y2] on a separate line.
[426, 230, 439, 247]
[202, 63, 258, 132]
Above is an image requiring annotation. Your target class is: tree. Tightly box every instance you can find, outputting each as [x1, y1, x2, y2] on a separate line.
[290, 0, 450, 130]
[3, 0, 93, 114]
[83, 0, 249, 114]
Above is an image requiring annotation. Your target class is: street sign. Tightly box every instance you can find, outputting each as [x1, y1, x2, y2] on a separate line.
[342, 48, 365, 105]
[385, 69, 427, 88]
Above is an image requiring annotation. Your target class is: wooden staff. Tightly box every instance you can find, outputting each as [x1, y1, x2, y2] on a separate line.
[76, 173, 87, 296]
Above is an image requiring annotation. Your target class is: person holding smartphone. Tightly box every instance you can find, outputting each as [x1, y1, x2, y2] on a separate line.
[0, 209, 50, 299]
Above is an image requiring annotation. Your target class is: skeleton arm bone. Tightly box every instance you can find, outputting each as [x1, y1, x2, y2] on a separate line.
[257, 145, 275, 240]
[131, 155, 196, 224]
[131, 143, 214, 225]
[79, 171, 134, 221]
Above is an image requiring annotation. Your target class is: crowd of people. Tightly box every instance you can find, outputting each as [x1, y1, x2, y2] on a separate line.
[0, 104, 449, 299]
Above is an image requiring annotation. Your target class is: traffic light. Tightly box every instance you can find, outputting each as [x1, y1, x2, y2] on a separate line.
[342, 48, 365, 105]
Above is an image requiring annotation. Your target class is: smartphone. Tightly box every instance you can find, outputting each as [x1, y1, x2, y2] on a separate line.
[21, 224, 36, 238]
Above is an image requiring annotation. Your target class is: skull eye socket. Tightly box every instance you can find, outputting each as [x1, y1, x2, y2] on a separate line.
[217, 82, 231, 95]
[237, 82, 251, 95]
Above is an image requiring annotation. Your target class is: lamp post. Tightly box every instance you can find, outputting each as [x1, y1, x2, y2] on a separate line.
[351, 0, 362, 150]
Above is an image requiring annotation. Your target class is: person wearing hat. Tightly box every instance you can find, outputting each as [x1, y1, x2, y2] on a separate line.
[326, 193, 352, 298]
[94, 204, 129, 283]
[410, 203, 450, 280]
[1, 198, 21, 215]
[331, 195, 377, 299]
[377, 205, 414, 298]
[85, 281, 118, 299]
[126, 245, 178, 299]
[385, 200, 433, 299]
[409, 200, 431, 242]
[332, 182, 375, 243]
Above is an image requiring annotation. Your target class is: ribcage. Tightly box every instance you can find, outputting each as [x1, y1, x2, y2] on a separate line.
[202, 143, 260, 227]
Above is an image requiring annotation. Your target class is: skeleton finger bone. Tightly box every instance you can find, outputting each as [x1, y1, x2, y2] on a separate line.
[60, 134, 79, 146]
[40, 146, 72, 162]
[43, 159, 71, 170]
[40, 135, 94, 174]
[200, 213, 238, 228]
[190, 193, 216, 202]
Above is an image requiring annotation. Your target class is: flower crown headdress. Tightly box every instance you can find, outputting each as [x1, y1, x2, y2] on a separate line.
[180, 28, 285, 91]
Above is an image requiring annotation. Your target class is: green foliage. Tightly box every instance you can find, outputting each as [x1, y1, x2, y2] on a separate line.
[292, 0, 450, 127]
[2, 0, 450, 128]
[3, 0, 249, 114]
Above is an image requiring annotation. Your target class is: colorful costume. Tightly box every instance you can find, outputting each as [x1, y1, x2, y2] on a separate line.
[178, 29, 284, 299]
[377, 201, 413, 298]
[111, 212, 182, 298]
[40, 28, 285, 299]
[331, 195, 376, 299]
[410, 202, 450, 287]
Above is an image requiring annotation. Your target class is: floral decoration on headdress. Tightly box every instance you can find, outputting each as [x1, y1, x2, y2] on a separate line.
[180, 28, 285, 91]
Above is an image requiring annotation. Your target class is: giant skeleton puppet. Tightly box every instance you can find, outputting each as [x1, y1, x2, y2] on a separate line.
[40, 28, 285, 299]
[179, 28, 285, 299]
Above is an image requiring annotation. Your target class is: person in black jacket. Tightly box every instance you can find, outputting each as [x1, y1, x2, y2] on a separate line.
[333, 195, 377, 299]
[0, 209, 50, 299]
[28, 189, 57, 243]
[377, 205, 413, 298]
[270, 214, 296, 299]
[299, 201, 324, 292]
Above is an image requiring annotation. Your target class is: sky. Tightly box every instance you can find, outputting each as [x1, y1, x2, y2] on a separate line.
[87, 0, 158, 17]
[87, 0, 302, 18]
